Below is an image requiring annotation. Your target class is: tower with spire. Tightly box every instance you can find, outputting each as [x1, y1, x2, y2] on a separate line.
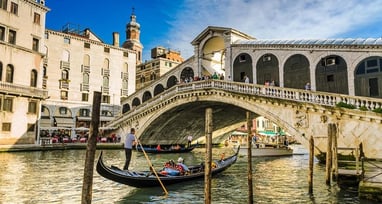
[122, 7, 143, 64]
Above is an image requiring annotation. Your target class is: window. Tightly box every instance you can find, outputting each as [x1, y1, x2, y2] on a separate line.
[123, 52, 128, 57]
[59, 107, 68, 115]
[27, 123, 35, 132]
[6, 64, 13, 83]
[0, 62, 2, 81]
[3, 97, 13, 112]
[60, 91, 68, 100]
[84, 42, 90, 48]
[32, 38, 39, 51]
[64, 37, 70, 44]
[44, 32, 49, 39]
[8, 29, 16, 44]
[28, 101, 37, 114]
[81, 93, 88, 102]
[2, 123, 11, 131]
[30, 69, 37, 87]
[104, 47, 110, 53]
[10, 2, 17, 15]
[61, 70, 69, 80]
[79, 108, 90, 117]
[33, 13, 40, 24]
[0, 0, 7, 10]
[0, 26, 5, 41]
[102, 95, 110, 103]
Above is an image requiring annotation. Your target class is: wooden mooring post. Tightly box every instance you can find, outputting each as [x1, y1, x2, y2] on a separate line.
[204, 108, 213, 204]
[308, 135, 314, 194]
[81, 91, 101, 204]
[246, 111, 253, 203]
[326, 123, 334, 185]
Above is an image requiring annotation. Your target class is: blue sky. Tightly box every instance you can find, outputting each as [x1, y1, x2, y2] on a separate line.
[46, 0, 382, 61]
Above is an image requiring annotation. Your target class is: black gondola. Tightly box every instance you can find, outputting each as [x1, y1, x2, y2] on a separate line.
[135, 144, 196, 154]
[96, 146, 239, 188]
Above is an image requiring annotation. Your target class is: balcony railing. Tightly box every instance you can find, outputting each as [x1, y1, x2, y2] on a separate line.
[120, 89, 128, 96]
[81, 83, 89, 92]
[60, 80, 70, 89]
[82, 65, 90, 73]
[102, 69, 110, 76]
[0, 81, 48, 99]
[101, 86, 109, 94]
[60, 61, 70, 70]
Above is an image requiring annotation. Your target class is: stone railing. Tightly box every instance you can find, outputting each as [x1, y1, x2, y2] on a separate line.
[0, 81, 48, 99]
[108, 80, 382, 127]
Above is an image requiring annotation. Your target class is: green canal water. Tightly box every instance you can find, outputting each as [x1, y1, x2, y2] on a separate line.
[0, 147, 377, 203]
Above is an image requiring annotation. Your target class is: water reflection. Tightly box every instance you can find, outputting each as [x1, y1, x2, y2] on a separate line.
[0, 148, 377, 204]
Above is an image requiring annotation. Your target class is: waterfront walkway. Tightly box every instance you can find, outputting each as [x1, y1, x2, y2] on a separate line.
[0, 143, 123, 152]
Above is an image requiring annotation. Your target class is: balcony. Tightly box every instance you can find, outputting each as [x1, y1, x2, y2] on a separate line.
[102, 69, 110, 76]
[82, 65, 90, 73]
[81, 83, 89, 92]
[60, 79, 70, 89]
[121, 89, 128, 96]
[60, 61, 70, 70]
[101, 86, 109, 94]
[122, 72, 128, 79]
[0, 81, 48, 99]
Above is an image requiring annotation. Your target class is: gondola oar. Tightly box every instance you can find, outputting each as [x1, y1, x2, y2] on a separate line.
[134, 135, 169, 197]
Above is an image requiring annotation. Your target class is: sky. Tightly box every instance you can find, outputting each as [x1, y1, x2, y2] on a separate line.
[45, 0, 382, 61]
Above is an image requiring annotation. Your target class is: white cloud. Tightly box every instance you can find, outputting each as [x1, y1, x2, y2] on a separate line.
[164, 0, 382, 59]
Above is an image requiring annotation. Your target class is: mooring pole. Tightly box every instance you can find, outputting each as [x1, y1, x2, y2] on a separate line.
[332, 123, 338, 182]
[308, 135, 314, 194]
[81, 91, 101, 204]
[246, 111, 253, 203]
[204, 108, 213, 204]
[326, 123, 333, 185]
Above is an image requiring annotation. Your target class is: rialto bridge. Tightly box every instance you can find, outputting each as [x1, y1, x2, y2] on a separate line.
[107, 80, 382, 159]
[106, 26, 382, 159]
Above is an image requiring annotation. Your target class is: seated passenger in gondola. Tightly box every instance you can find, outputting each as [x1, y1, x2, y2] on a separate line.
[176, 157, 190, 175]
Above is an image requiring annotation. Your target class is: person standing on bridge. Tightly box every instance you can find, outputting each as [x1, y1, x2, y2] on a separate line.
[123, 128, 136, 170]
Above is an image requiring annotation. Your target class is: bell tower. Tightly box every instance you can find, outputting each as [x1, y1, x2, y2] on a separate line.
[122, 8, 143, 64]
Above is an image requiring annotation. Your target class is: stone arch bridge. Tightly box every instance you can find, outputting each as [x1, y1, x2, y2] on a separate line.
[108, 80, 382, 159]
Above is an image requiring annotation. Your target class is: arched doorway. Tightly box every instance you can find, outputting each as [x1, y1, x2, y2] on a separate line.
[256, 54, 279, 85]
[167, 75, 178, 88]
[284, 54, 310, 89]
[132, 97, 141, 107]
[233, 53, 253, 83]
[154, 84, 165, 96]
[315, 55, 348, 94]
[180, 67, 194, 82]
[142, 91, 152, 103]
[354, 56, 382, 98]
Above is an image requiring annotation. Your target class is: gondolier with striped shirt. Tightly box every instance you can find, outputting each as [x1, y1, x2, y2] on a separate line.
[123, 128, 136, 170]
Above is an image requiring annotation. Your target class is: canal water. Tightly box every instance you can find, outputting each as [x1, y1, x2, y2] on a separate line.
[0, 147, 377, 204]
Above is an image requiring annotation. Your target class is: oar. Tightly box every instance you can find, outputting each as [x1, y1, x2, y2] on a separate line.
[134, 135, 169, 196]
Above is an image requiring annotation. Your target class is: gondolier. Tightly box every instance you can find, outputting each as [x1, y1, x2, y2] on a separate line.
[123, 128, 136, 170]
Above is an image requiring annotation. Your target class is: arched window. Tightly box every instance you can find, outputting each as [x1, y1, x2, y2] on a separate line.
[103, 76, 109, 87]
[30, 69, 38, 87]
[61, 70, 69, 80]
[6, 64, 14, 83]
[83, 73, 89, 84]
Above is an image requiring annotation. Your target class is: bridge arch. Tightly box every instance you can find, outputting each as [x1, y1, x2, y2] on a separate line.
[283, 54, 310, 89]
[180, 67, 194, 82]
[354, 56, 382, 98]
[166, 75, 178, 88]
[256, 53, 279, 86]
[122, 103, 130, 114]
[233, 52, 253, 83]
[132, 97, 141, 107]
[153, 84, 165, 96]
[315, 55, 349, 94]
[142, 91, 152, 103]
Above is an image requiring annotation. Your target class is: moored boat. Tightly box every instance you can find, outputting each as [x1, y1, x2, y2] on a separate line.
[238, 144, 293, 157]
[135, 144, 196, 154]
[96, 146, 239, 188]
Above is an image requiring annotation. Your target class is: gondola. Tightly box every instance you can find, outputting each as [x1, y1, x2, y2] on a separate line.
[135, 144, 196, 153]
[96, 146, 239, 188]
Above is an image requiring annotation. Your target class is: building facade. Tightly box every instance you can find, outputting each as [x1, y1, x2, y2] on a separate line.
[0, 1, 141, 144]
[136, 47, 184, 90]
[0, 0, 48, 144]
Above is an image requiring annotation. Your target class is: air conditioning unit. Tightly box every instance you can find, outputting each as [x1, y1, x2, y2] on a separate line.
[325, 58, 336, 66]
[263, 56, 271, 62]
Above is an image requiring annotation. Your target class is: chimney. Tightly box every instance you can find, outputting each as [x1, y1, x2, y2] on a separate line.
[113, 32, 119, 47]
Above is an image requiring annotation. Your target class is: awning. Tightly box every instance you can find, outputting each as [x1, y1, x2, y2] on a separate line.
[40, 118, 52, 127]
[230, 131, 247, 136]
[54, 117, 74, 128]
